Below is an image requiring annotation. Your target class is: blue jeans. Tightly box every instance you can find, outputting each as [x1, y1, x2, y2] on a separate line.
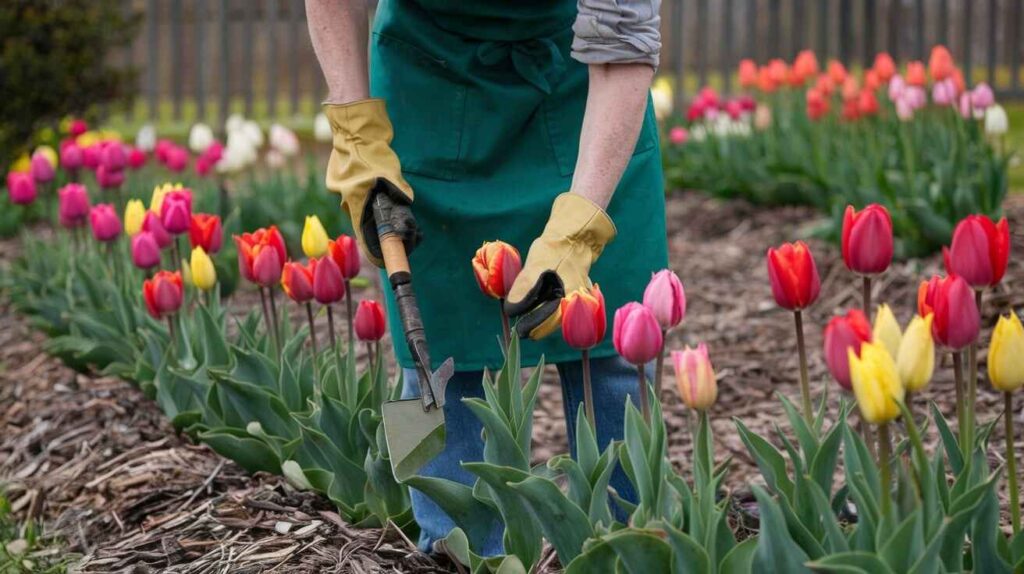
[401, 355, 648, 555]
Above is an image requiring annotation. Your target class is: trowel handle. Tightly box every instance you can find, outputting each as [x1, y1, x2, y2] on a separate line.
[372, 193, 411, 279]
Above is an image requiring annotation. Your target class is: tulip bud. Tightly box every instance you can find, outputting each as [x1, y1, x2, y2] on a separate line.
[823, 309, 872, 390]
[30, 151, 55, 184]
[989, 313, 1024, 393]
[235, 227, 287, 285]
[766, 241, 821, 311]
[985, 104, 1009, 136]
[89, 204, 122, 242]
[142, 211, 172, 248]
[872, 304, 903, 360]
[190, 247, 217, 291]
[81, 145, 100, 171]
[189, 213, 223, 254]
[302, 215, 330, 258]
[472, 240, 522, 300]
[918, 275, 980, 350]
[58, 183, 90, 228]
[613, 302, 664, 365]
[849, 341, 905, 424]
[355, 300, 387, 341]
[6, 172, 37, 205]
[943, 215, 1010, 289]
[100, 142, 127, 171]
[313, 255, 346, 304]
[281, 260, 315, 303]
[143, 270, 184, 319]
[160, 189, 193, 235]
[642, 269, 686, 330]
[328, 235, 361, 280]
[124, 199, 146, 236]
[560, 285, 606, 350]
[672, 343, 717, 410]
[841, 204, 893, 275]
[896, 314, 935, 392]
[131, 232, 162, 269]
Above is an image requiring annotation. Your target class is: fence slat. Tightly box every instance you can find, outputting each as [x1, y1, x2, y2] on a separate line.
[939, 0, 949, 45]
[864, 0, 876, 67]
[723, 0, 733, 94]
[289, 1, 301, 115]
[748, 0, 757, 59]
[840, 0, 852, 62]
[888, 0, 900, 60]
[1013, 0, 1022, 93]
[195, 0, 206, 122]
[963, 0, 973, 83]
[171, 0, 182, 121]
[673, 0, 686, 111]
[792, 0, 805, 57]
[916, 0, 925, 59]
[146, 0, 158, 120]
[266, 0, 277, 118]
[818, 0, 829, 58]
[697, 0, 708, 87]
[243, 1, 254, 116]
[988, 0, 998, 86]
[219, 0, 230, 128]
[770, 0, 781, 57]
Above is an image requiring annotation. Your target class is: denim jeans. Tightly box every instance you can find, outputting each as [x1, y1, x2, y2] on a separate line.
[401, 355, 649, 555]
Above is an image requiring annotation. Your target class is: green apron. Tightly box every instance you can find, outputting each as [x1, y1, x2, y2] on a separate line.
[370, 0, 668, 372]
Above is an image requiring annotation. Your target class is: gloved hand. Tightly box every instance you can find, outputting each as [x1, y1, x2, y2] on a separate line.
[505, 193, 616, 340]
[324, 99, 420, 268]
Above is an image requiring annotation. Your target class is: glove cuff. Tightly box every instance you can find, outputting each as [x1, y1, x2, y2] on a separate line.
[544, 193, 617, 255]
[322, 98, 395, 141]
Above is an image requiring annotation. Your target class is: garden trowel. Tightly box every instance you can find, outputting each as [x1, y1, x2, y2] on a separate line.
[373, 193, 454, 483]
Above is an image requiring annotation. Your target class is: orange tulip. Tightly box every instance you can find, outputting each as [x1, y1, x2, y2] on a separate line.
[929, 45, 955, 81]
[472, 240, 522, 300]
[792, 50, 819, 86]
[757, 66, 778, 93]
[327, 234, 360, 280]
[827, 60, 848, 85]
[561, 284, 606, 350]
[738, 59, 758, 88]
[234, 226, 287, 286]
[281, 260, 315, 303]
[906, 61, 927, 87]
[873, 53, 896, 82]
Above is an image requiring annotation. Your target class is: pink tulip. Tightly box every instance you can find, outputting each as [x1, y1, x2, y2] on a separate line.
[81, 145, 101, 171]
[642, 269, 686, 330]
[613, 302, 664, 365]
[95, 164, 125, 189]
[160, 190, 193, 234]
[131, 231, 162, 269]
[6, 172, 37, 205]
[100, 143, 127, 171]
[669, 126, 688, 145]
[30, 152, 55, 184]
[671, 343, 717, 410]
[89, 204, 122, 242]
[58, 183, 91, 227]
[942, 215, 1010, 288]
[127, 147, 147, 169]
[971, 83, 995, 112]
[60, 142, 83, 171]
[155, 139, 174, 163]
[165, 146, 188, 172]
[68, 119, 88, 137]
[887, 74, 906, 102]
[355, 300, 387, 341]
[932, 78, 956, 106]
[958, 92, 973, 119]
[313, 255, 346, 304]
[142, 212, 172, 248]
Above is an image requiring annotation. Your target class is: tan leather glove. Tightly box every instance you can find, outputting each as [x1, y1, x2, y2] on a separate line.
[324, 99, 418, 267]
[505, 193, 616, 340]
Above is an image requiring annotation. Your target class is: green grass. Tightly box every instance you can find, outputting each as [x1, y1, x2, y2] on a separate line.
[0, 491, 72, 573]
[1005, 103, 1024, 191]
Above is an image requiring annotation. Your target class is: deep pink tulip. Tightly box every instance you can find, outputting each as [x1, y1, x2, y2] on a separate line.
[841, 204, 893, 275]
[613, 302, 664, 365]
[30, 152, 55, 184]
[58, 183, 91, 227]
[155, 139, 174, 163]
[143, 271, 184, 319]
[6, 172, 37, 205]
[81, 145, 101, 171]
[89, 204, 122, 242]
[131, 231, 162, 269]
[165, 146, 188, 172]
[127, 147, 147, 169]
[313, 255, 346, 304]
[355, 300, 387, 341]
[160, 190, 193, 234]
[918, 275, 980, 350]
[943, 215, 1010, 289]
[60, 142, 83, 171]
[95, 164, 125, 189]
[68, 119, 88, 137]
[669, 126, 688, 145]
[100, 142, 127, 170]
[642, 269, 686, 330]
[142, 212, 172, 248]
[823, 309, 873, 390]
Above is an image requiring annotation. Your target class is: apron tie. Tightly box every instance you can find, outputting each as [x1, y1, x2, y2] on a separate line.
[476, 38, 566, 94]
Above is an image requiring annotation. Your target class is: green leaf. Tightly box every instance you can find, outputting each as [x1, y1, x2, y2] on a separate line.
[878, 510, 922, 573]
[199, 427, 281, 474]
[806, 551, 896, 574]
[719, 537, 758, 574]
[505, 472, 594, 564]
[403, 476, 501, 555]
[662, 524, 711, 574]
[736, 418, 795, 502]
[752, 485, 812, 574]
[930, 401, 963, 475]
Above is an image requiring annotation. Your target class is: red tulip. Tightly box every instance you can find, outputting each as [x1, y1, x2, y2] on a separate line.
[929, 45, 955, 81]
[6, 172, 37, 205]
[841, 204, 893, 275]
[906, 61, 927, 86]
[472, 240, 522, 300]
[943, 215, 1010, 288]
[873, 53, 896, 82]
[766, 241, 821, 311]
[143, 270, 184, 319]
[58, 183, 90, 228]
[738, 59, 758, 88]
[792, 50, 819, 85]
[857, 88, 880, 116]
[131, 231, 162, 269]
[281, 260, 315, 303]
[160, 189, 193, 234]
[561, 284, 606, 350]
[68, 118, 88, 137]
[642, 269, 686, 330]
[823, 309, 873, 390]
[806, 88, 829, 120]
[313, 255, 346, 304]
[235, 226, 287, 286]
[918, 275, 979, 350]
[827, 60, 848, 85]
[142, 211, 172, 249]
[327, 235, 361, 280]
[355, 300, 387, 341]
[89, 204, 121, 242]
[189, 213, 223, 254]
[613, 302, 663, 365]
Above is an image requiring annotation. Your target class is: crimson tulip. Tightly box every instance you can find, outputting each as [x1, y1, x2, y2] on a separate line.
[281, 260, 315, 303]
[472, 240, 522, 300]
[143, 270, 184, 319]
[842, 204, 893, 275]
[189, 213, 223, 254]
[6, 172, 36, 205]
[313, 255, 346, 304]
[235, 226, 287, 286]
[823, 309, 873, 390]
[918, 275, 979, 350]
[328, 235, 361, 280]
[355, 300, 387, 342]
[561, 284, 606, 350]
[142, 211, 172, 249]
[96, 165, 125, 189]
[943, 215, 1010, 289]
[160, 190, 193, 235]
[131, 231, 162, 269]
[58, 183, 90, 228]
[89, 204, 121, 242]
[766, 241, 821, 310]
[613, 302, 663, 365]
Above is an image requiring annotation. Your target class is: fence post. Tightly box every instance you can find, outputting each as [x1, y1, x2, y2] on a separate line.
[792, 0, 805, 58]
[723, 0, 734, 94]
[963, 0, 973, 83]
[916, 0, 925, 59]
[818, 0, 828, 59]
[219, 0, 230, 129]
[243, 1, 254, 117]
[987, 0, 997, 87]
[171, 0, 182, 121]
[147, 0, 159, 121]
[697, 0, 708, 87]
[195, 0, 207, 123]
[863, 0, 876, 67]
[888, 0, 900, 61]
[266, 0, 277, 119]
[673, 0, 686, 111]
[289, 1, 301, 116]
[1012, 0, 1021, 95]
[770, 0, 780, 57]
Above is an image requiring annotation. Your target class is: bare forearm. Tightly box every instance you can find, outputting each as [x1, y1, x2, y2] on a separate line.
[570, 63, 654, 209]
[306, 0, 369, 104]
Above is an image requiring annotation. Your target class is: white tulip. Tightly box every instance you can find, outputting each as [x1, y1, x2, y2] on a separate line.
[217, 130, 259, 174]
[241, 120, 264, 147]
[269, 123, 300, 157]
[985, 104, 1009, 136]
[314, 113, 333, 143]
[135, 124, 157, 152]
[225, 113, 245, 134]
[188, 123, 215, 153]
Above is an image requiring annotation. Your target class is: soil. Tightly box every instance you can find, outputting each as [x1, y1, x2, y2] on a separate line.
[3, 192, 1024, 571]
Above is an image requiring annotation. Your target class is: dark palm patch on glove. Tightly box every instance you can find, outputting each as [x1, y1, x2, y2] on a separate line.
[363, 178, 422, 261]
[504, 269, 564, 338]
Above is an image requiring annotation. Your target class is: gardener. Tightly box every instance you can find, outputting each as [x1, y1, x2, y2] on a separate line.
[308, 0, 668, 554]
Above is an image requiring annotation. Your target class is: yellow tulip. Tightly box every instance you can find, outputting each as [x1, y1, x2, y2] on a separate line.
[190, 247, 217, 291]
[849, 341, 905, 424]
[124, 199, 146, 236]
[34, 145, 58, 168]
[872, 304, 902, 359]
[301, 215, 329, 258]
[989, 313, 1024, 393]
[10, 153, 30, 173]
[150, 182, 183, 214]
[896, 314, 935, 392]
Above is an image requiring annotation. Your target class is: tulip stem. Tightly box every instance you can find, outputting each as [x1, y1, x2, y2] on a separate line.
[1005, 392, 1020, 535]
[171, 236, 182, 275]
[581, 349, 596, 429]
[499, 299, 511, 350]
[953, 351, 967, 454]
[166, 315, 177, 353]
[327, 305, 338, 350]
[654, 330, 667, 399]
[306, 302, 320, 386]
[966, 289, 984, 459]
[862, 276, 872, 315]
[878, 422, 892, 519]
[637, 363, 651, 424]
[366, 340, 376, 381]
[259, 287, 274, 350]
[268, 287, 282, 356]
[345, 280, 354, 345]
[794, 310, 814, 429]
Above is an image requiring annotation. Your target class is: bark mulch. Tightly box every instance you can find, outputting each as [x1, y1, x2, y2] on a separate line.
[3, 192, 1024, 570]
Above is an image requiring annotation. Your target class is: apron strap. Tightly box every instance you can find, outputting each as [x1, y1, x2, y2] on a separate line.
[476, 37, 567, 94]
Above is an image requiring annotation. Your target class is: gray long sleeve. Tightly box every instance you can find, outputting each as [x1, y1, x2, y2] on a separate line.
[571, 0, 662, 68]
